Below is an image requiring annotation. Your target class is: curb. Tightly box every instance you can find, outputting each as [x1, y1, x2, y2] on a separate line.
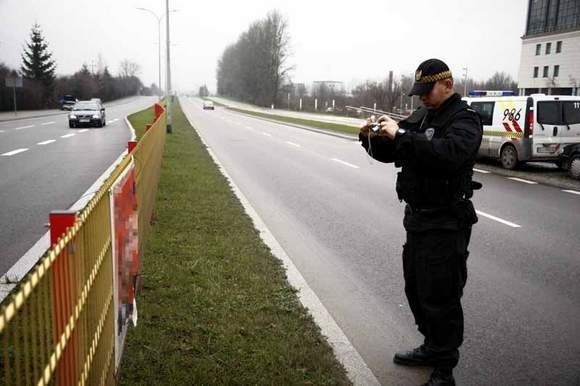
[183, 100, 380, 386]
[0, 110, 68, 123]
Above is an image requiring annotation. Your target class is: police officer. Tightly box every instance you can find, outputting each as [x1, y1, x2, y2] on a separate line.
[359, 59, 482, 386]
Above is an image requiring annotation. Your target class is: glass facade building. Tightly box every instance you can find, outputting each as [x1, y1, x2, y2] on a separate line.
[526, 0, 580, 36]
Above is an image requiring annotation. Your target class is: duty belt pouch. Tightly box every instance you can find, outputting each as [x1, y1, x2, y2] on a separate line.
[396, 171, 420, 203]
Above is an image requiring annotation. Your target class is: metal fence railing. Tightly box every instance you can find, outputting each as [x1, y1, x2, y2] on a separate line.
[0, 103, 166, 385]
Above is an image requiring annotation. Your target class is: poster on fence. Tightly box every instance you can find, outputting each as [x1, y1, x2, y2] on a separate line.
[109, 159, 139, 370]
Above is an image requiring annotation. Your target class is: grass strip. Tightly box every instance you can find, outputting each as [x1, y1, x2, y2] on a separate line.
[119, 100, 350, 385]
[227, 107, 359, 136]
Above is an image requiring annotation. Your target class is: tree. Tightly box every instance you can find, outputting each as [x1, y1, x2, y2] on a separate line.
[21, 23, 56, 104]
[216, 10, 292, 107]
[198, 85, 209, 97]
[119, 60, 140, 78]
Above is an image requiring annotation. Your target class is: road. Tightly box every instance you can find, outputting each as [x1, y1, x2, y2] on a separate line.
[0, 96, 158, 276]
[181, 97, 580, 385]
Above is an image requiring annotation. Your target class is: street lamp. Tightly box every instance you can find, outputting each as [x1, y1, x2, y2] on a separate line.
[136, 7, 163, 100]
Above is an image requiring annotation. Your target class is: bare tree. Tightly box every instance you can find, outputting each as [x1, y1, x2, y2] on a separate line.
[119, 59, 140, 78]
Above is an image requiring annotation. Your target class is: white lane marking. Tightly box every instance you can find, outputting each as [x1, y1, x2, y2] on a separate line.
[261, 132, 272, 137]
[41, 121, 55, 126]
[107, 120, 114, 124]
[507, 177, 538, 185]
[14, 125, 34, 131]
[61, 133, 75, 138]
[473, 168, 491, 174]
[37, 139, 56, 145]
[78, 129, 88, 133]
[476, 210, 521, 228]
[0, 130, 4, 133]
[286, 141, 301, 148]
[331, 158, 360, 169]
[1, 148, 29, 156]
[202, 145, 380, 386]
[111, 118, 119, 122]
[562, 189, 580, 196]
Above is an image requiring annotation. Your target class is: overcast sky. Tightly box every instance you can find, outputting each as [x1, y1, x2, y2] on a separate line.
[0, 0, 527, 93]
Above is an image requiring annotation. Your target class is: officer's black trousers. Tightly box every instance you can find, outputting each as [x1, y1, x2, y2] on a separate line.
[403, 227, 471, 368]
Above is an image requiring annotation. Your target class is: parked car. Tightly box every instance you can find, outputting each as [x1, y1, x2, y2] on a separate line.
[69, 101, 106, 128]
[203, 100, 214, 110]
[59, 95, 77, 110]
[559, 143, 580, 179]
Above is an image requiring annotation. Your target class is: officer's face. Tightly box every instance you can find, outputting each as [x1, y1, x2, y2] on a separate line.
[420, 79, 454, 109]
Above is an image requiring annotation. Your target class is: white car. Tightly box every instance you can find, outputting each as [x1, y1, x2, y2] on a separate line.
[203, 100, 214, 110]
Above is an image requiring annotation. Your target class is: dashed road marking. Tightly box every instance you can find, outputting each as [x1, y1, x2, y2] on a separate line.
[507, 177, 538, 185]
[37, 140, 56, 145]
[562, 189, 580, 196]
[474, 168, 491, 174]
[286, 141, 301, 148]
[41, 121, 55, 126]
[476, 210, 521, 228]
[78, 129, 89, 133]
[14, 125, 34, 131]
[261, 132, 272, 137]
[61, 133, 75, 138]
[0, 130, 4, 133]
[331, 158, 360, 169]
[1, 148, 29, 156]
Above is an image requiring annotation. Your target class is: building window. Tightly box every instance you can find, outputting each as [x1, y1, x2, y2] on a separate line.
[543, 66, 549, 77]
[534, 66, 539, 78]
[556, 41, 562, 53]
[536, 44, 541, 55]
[554, 65, 560, 77]
[545, 42, 552, 54]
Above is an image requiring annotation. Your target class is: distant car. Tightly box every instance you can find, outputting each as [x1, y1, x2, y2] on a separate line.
[69, 101, 106, 128]
[60, 95, 77, 110]
[203, 100, 214, 110]
[559, 143, 580, 179]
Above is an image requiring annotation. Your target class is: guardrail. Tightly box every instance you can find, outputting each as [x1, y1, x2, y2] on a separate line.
[0, 103, 166, 385]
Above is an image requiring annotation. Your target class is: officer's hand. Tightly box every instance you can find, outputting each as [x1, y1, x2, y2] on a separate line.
[377, 115, 399, 139]
[359, 115, 378, 136]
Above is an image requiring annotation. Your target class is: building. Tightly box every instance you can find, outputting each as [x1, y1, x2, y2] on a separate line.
[518, 0, 580, 96]
[311, 81, 345, 96]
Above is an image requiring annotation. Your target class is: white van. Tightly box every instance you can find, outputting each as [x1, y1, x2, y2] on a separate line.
[463, 93, 580, 169]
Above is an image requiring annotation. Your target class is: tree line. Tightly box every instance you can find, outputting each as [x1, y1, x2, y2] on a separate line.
[0, 24, 150, 111]
[216, 11, 519, 115]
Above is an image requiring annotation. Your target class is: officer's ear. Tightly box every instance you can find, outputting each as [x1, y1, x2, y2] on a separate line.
[441, 78, 454, 92]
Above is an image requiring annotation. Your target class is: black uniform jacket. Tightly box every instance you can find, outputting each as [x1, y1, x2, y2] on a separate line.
[360, 93, 482, 231]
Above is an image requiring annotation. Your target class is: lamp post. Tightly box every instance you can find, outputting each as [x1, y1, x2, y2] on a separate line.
[165, 0, 172, 134]
[136, 7, 163, 100]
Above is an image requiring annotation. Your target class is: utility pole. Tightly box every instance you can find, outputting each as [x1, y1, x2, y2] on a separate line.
[165, 0, 172, 134]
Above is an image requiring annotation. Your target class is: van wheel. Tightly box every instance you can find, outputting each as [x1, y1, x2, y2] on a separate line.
[500, 144, 519, 170]
[569, 156, 580, 179]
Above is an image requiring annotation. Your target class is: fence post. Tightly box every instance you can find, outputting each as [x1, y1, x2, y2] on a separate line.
[49, 210, 78, 386]
[128, 140, 138, 153]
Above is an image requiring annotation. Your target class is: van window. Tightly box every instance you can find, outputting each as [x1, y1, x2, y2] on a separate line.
[563, 101, 580, 124]
[470, 102, 494, 125]
[537, 101, 563, 125]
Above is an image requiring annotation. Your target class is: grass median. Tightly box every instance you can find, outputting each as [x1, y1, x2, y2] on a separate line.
[120, 100, 350, 385]
[227, 107, 359, 136]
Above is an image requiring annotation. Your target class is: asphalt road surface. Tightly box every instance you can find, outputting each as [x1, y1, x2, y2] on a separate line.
[182, 97, 580, 385]
[0, 96, 158, 276]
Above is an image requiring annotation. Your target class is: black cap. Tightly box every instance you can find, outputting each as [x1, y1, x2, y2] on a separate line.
[409, 59, 452, 96]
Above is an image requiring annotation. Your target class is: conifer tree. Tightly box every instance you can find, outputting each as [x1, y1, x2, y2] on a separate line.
[21, 23, 56, 89]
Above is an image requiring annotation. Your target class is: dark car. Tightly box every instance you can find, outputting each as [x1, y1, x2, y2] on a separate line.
[69, 101, 106, 128]
[559, 143, 580, 179]
[59, 95, 77, 110]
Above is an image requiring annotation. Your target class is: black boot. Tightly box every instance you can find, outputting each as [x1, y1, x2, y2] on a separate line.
[393, 345, 452, 367]
[422, 367, 455, 386]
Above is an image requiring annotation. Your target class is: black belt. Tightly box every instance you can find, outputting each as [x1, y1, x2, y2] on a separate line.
[406, 205, 449, 215]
